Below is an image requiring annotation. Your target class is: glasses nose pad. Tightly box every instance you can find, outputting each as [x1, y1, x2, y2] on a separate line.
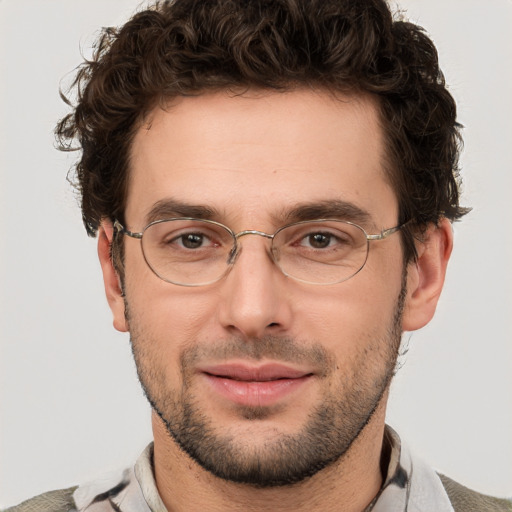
[270, 244, 281, 264]
[226, 242, 240, 266]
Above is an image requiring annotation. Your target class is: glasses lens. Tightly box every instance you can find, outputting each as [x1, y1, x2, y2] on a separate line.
[141, 219, 235, 285]
[273, 220, 368, 284]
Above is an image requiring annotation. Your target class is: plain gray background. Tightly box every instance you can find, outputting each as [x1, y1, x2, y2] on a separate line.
[1, 0, 511, 507]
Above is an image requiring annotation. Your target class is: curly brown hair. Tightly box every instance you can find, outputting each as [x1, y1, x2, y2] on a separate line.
[56, 0, 469, 263]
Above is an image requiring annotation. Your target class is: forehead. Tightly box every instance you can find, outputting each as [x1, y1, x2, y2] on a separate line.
[126, 89, 397, 228]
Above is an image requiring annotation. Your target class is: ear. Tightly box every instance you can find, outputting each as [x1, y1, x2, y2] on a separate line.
[97, 220, 129, 332]
[402, 218, 453, 331]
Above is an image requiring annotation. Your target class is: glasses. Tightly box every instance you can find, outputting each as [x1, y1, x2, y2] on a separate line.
[114, 218, 404, 286]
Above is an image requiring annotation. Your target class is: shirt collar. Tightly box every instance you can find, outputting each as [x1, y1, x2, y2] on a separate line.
[368, 425, 454, 512]
[134, 444, 167, 512]
[74, 426, 454, 512]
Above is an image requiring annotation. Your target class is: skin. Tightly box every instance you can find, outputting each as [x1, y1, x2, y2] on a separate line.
[98, 89, 453, 512]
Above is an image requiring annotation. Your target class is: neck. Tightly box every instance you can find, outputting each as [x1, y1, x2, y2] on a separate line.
[152, 404, 387, 512]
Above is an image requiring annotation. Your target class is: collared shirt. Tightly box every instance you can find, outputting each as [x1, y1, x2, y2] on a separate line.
[71, 426, 454, 512]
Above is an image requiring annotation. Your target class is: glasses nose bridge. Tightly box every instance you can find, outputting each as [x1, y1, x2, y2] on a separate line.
[234, 229, 274, 241]
[228, 229, 276, 266]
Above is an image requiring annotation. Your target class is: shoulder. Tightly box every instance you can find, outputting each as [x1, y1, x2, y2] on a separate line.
[3, 445, 155, 512]
[2, 487, 78, 512]
[439, 474, 512, 512]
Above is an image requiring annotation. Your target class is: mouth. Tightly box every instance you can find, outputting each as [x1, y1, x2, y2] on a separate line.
[198, 363, 314, 407]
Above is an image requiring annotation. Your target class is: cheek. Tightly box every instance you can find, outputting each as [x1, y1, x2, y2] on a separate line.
[124, 260, 222, 353]
[126, 288, 215, 392]
[293, 269, 403, 350]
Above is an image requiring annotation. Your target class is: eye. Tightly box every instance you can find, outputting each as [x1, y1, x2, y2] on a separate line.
[146, 219, 236, 256]
[299, 230, 352, 249]
[304, 232, 334, 249]
[176, 232, 209, 249]
[168, 230, 218, 250]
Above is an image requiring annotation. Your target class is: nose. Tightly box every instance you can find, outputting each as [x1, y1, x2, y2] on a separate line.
[217, 234, 293, 340]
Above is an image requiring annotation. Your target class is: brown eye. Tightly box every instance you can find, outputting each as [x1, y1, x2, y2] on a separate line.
[307, 233, 332, 249]
[179, 233, 205, 249]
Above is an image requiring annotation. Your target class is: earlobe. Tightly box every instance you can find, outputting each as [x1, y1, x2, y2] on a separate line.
[97, 221, 129, 333]
[402, 218, 453, 331]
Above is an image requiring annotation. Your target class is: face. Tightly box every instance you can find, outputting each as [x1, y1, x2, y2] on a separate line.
[110, 89, 410, 486]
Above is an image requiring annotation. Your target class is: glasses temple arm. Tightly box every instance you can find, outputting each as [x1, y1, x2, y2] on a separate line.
[113, 220, 143, 239]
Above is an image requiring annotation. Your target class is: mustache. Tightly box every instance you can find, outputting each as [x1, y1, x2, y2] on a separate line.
[179, 335, 335, 376]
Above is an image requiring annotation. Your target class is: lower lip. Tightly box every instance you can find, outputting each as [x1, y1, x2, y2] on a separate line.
[203, 374, 313, 407]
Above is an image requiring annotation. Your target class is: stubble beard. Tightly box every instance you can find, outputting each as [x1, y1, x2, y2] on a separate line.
[127, 280, 406, 488]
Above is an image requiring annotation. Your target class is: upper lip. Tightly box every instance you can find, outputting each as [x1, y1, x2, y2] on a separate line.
[198, 363, 313, 382]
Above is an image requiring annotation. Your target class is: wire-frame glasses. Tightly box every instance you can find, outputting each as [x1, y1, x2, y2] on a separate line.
[114, 218, 405, 286]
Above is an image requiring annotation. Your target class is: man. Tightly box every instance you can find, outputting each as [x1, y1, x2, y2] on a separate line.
[5, 0, 511, 511]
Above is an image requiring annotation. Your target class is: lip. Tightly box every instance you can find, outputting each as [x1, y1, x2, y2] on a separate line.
[198, 363, 314, 407]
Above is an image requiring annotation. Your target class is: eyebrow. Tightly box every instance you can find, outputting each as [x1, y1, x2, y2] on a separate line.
[145, 199, 219, 224]
[144, 198, 374, 229]
[279, 200, 374, 227]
